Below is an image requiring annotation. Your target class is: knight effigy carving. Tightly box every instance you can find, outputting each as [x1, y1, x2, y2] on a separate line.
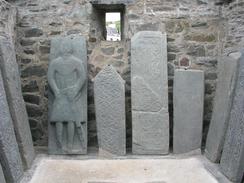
[48, 36, 87, 154]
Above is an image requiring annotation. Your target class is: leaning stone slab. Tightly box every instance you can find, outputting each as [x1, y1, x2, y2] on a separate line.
[0, 69, 24, 183]
[94, 65, 126, 156]
[220, 51, 244, 183]
[0, 34, 35, 169]
[173, 69, 204, 154]
[205, 56, 239, 163]
[0, 0, 16, 39]
[131, 31, 169, 155]
[48, 35, 87, 155]
[0, 163, 6, 183]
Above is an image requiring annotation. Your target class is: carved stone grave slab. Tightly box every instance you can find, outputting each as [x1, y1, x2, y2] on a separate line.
[48, 35, 87, 154]
[0, 35, 35, 168]
[0, 163, 6, 183]
[220, 51, 244, 183]
[0, 69, 24, 183]
[205, 56, 239, 163]
[173, 69, 204, 154]
[131, 31, 169, 155]
[94, 65, 126, 156]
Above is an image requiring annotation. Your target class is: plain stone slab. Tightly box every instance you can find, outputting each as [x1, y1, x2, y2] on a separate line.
[0, 69, 24, 183]
[220, 51, 244, 183]
[48, 35, 87, 155]
[131, 31, 169, 155]
[173, 69, 204, 154]
[0, 163, 6, 183]
[205, 56, 239, 163]
[94, 65, 126, 156]
[0, 34, 35, 169]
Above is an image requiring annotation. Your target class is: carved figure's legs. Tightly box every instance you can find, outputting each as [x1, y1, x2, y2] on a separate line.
[56, 122, 63, 149]
[67, 122, 75, 150]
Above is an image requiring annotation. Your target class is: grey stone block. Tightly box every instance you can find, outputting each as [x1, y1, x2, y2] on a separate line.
[131, 31, 169, 155]
[0, 34, 35, 169]
[94, 65, 126, 156]
[88, 182, 116, 183]
[0, 69, 24, 183]
[205, 56, 239, 163]
[90, 0, 134, 5]
[220, 51, 244, 183]
[0, 164, 6, 183]
[173, 69, 204, 154]
[48, 35, 87, 155]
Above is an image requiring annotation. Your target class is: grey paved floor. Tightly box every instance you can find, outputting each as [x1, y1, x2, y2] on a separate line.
[20, 148, 231, 183]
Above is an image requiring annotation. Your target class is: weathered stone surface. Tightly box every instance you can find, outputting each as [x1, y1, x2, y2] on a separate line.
[185, 34, 216, 42]
[131, 31, 169, 155]
[48, 35, 87, 155]
[0, 69, 24, 183]
[94, 65, 126, 156]
[173, 69, 204, 154]
[0, 0, 16, 39]
[101, 47, 115, 55]
[20, 39, 36, 46]
[191, 22, 208, 28]
[26, 103, 43, 118]
[21, 65, 46, 78]
[220, 51, 244, 183]
[0, 163, 6, 183]
[23, 94, 40, 105]
[25, 28, 43, 38]
[63, 0, 72, 4]
[205, 56, 239, 163]
[187, 44, 205, 56]
[22, 80, 39, 92]
[0, 35, 35, 169]
[90, 0, 134, 5]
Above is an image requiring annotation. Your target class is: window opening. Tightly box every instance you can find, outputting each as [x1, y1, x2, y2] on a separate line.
[106, 12, 121, 41]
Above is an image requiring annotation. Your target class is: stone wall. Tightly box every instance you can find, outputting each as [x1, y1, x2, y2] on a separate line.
[10, 0, 237, 149]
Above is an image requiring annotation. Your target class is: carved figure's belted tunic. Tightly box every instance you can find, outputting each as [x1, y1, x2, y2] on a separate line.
[48, 55, 86, 124]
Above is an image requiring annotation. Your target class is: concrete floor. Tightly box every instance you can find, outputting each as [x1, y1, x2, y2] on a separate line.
[21, 149, 231, 183]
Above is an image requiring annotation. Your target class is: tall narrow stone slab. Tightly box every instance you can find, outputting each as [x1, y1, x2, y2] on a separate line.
[173, 69, 204, 154]
[0, 69, 24, 183]
[205, 56, 239, 163]
[48, 35, 87, 154]
[0, 163, 6, 183]
[220, 51, 244, 183]
[131, 31, 169, 155]
[0, 0, 16, 39]
[94, 65, 126, 156]
[0, 35, 35, 169]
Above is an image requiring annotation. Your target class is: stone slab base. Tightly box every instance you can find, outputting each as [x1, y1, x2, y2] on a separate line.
[20, 151, 231, 183]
